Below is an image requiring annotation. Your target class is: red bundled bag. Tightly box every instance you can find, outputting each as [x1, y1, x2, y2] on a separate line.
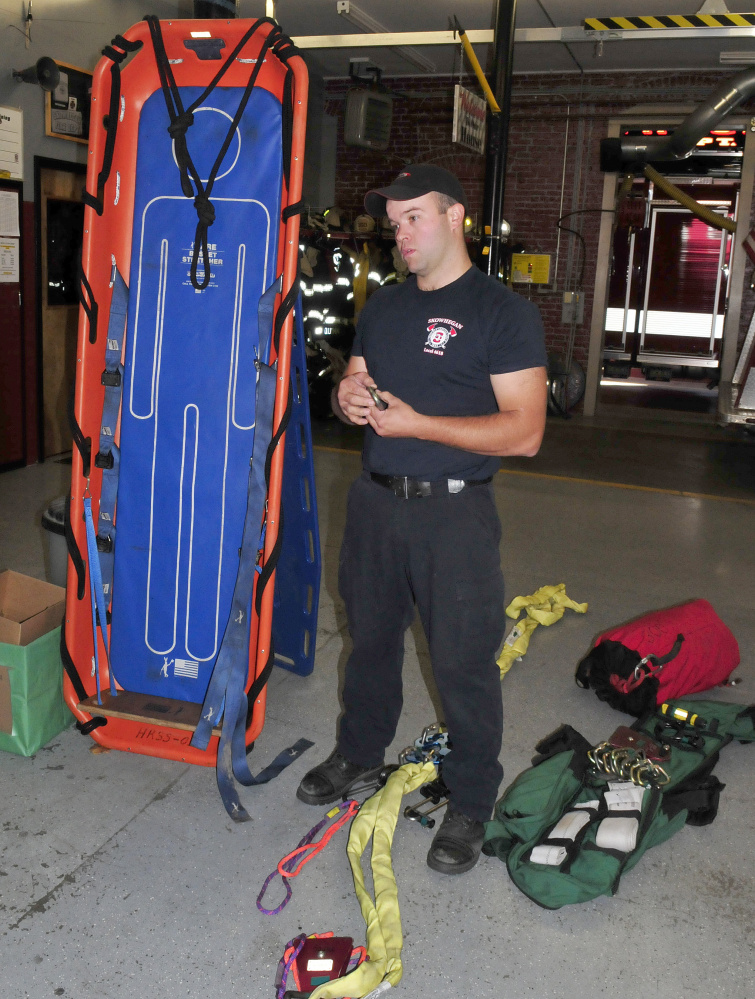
[575, 599, 739, 715]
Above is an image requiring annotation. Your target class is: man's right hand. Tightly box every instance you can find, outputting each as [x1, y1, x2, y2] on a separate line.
[336, 369, 379, 425]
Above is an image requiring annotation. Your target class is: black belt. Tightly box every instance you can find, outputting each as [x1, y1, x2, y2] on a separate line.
[369, 472, 492, 499]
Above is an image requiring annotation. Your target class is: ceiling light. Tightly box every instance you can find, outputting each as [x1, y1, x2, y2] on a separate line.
[336, 0, 436, 73]
[719, 51, 755, 64]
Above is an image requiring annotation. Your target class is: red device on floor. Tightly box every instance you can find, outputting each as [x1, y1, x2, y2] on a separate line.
[294, 936, 354, 991]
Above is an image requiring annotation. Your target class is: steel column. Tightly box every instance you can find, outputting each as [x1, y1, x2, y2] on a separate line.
[481, 0, 517, 280]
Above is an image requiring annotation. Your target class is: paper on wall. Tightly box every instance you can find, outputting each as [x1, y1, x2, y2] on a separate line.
[0, 237, 20, 282]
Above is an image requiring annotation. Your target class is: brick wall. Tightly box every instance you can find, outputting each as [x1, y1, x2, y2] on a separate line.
[325, 70, 755, 368]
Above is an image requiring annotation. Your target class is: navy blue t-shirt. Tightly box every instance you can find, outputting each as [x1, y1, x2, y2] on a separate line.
[351, 265, 548, 480]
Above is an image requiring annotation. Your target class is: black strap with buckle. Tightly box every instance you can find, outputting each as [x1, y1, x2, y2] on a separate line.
[370, 472, 492, 498]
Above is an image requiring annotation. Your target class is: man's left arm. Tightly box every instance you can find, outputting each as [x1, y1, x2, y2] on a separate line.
[366, 366, 547, 458]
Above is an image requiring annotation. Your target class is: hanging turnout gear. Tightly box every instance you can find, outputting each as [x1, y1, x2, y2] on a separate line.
[482, 698, 754, 909]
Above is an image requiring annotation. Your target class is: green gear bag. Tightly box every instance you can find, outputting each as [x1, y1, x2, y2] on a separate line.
[482, 699, 754, 910]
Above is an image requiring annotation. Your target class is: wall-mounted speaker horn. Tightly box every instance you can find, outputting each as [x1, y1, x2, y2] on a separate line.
[12, 57, 60, 92]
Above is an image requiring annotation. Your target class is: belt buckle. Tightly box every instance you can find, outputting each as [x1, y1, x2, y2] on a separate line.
[448, 478, 465, 494]
[392, 476, 410, 499]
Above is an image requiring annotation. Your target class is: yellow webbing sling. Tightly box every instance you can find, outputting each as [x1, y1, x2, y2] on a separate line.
[497, 583, 588, 677]
[309, 761, 437, 999]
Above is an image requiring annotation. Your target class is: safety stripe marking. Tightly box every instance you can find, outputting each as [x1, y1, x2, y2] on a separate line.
[312, 444, 755, 506]
[496, 467, 755, 507]
[585, 13, 755, 29]
[640, 16, 668, 28]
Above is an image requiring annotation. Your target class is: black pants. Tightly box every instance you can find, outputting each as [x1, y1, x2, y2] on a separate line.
[337, 472, 505, 821]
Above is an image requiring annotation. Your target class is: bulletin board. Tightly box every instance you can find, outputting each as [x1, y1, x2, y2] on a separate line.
[45, 62, 92, 144]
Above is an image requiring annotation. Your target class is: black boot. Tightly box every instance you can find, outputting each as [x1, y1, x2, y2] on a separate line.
[296, 749, 385, 806]
[426, 807, 485, 874]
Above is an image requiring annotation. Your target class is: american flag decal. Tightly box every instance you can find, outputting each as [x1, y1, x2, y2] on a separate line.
[174, 658, 199, 679]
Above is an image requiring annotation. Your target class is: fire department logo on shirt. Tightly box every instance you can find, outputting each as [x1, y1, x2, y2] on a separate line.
[424, 318, 463, 356]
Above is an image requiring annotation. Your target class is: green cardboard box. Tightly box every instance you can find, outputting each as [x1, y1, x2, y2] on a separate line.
[0, 571, 71, 756]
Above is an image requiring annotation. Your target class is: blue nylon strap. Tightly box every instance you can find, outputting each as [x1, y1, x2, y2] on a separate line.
[191, 277, 280, 748]
[258, 274, 281, 364]
[97, 444, 119, 598]
[97, 269, 128, 597]
[191, 277, 303, 821]
[83, 497, 117, 705]
[190, 363, 274, 742]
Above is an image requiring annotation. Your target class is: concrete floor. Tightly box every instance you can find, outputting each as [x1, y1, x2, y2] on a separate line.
[0, 416, 753, 999]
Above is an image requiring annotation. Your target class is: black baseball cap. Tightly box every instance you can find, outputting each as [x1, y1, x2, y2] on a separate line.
[364, 165, 467, 217]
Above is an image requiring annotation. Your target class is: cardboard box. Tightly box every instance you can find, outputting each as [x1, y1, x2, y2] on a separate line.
[0, 570, 66, 645]
[0, 572, 70, 755]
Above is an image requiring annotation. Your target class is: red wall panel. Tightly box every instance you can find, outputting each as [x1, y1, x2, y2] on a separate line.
[22, 201, 38, 465]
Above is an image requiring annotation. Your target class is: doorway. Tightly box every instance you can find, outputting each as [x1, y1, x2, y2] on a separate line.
[601, 177, 736, 414]
[35, 158, 86, 459]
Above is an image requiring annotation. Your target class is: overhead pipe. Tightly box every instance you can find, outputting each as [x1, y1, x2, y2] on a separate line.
[601, 67, 755, 169]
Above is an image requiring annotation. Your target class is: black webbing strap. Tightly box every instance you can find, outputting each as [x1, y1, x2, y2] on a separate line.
[532, 724, 593, 768]
[245, 501, 284, 727]
[260, 273, 298, 495]
[654, 633, 684, 667]
[259, 280, 297, 536]
[82, 34, 143, 216]
[61, 622, 108, 735]
[280, 66, 294, 187]
[254, 496, 285, 623]
[282, 200, 305, 222]
[64, 493, 86, 601]
[272, 270, 300, 354]
[245, 501, 283, 726]
[67, 380, 91, 478]
[77, 258, 98, 345]
[145, 15, 293, 290]
[270, 30, 300, 191]
[60, 618, 88, 704]
[665, 773, 726, 826]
